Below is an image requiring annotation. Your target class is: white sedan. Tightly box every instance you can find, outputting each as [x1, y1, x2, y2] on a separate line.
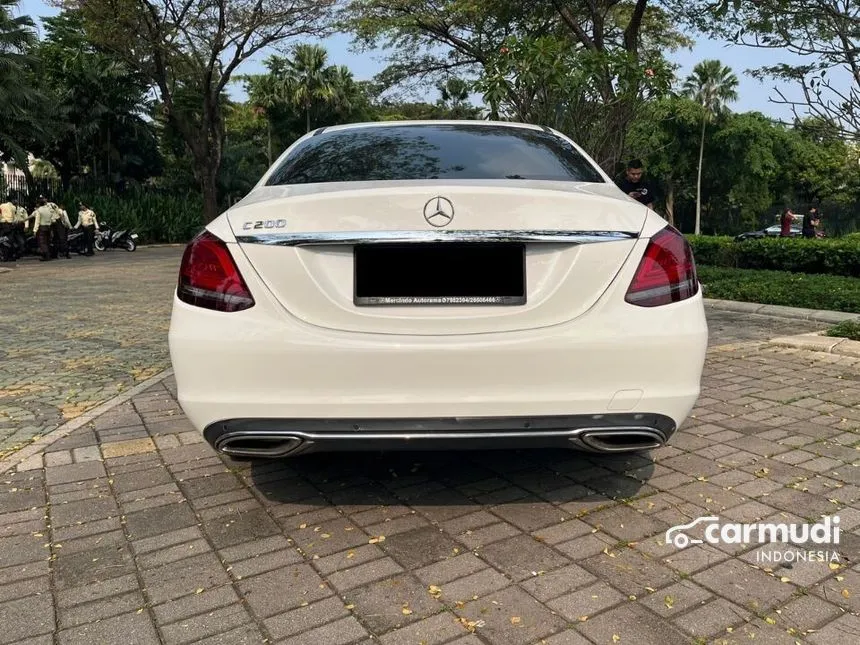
[168, 120, 708, 458]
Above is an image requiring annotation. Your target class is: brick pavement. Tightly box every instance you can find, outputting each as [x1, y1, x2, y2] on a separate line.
[2, 340, 859, 644]
[0, 248, 180, 456]
[3, 250, 859, 644]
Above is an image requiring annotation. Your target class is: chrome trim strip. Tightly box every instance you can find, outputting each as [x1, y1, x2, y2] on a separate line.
[216, 426, 664, 442]
[234, 229, 639, 246]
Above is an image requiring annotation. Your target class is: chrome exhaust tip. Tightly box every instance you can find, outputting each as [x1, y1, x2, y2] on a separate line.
[579, 429, 664, 453]
[216, 434, 304, 458]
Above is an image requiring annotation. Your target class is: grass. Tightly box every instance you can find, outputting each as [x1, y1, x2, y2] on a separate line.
[697, 265, 860, 314]
[825, 320, 860, 341]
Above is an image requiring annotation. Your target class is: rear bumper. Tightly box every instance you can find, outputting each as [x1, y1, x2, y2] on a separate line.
[203, 413, 677, 457]
[169, 282, 708, 451]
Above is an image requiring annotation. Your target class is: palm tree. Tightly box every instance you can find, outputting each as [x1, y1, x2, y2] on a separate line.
[682, 60, 739, 234]
[438, 78, 472, 117]
[285, 44, 336, 133]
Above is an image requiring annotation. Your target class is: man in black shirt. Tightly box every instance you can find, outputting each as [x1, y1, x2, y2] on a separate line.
[802, 207, 820, 238]
[616, 159, 656, 209]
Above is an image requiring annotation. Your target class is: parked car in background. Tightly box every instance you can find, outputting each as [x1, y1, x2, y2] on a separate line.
[735, 224, 801, 241]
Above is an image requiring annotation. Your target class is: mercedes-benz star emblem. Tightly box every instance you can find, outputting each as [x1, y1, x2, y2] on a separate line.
[423, 196, 455, 227]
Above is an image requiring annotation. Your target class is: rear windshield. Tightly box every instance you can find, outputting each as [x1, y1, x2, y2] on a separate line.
[265, 124, 605, 185]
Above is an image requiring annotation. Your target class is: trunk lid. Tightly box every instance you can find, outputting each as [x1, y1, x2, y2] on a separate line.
[227, 180, 647, 335]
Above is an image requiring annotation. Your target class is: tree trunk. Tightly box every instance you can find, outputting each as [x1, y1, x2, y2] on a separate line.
[665, 178, 675, 228]
[200, 165, 220, 224]
[306, 104, 311, 133]
[695, 115, 706, 235]
[267, 119, 273, 167]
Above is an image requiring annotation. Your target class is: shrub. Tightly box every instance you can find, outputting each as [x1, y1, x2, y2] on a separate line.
[59, 189, 204, 245]
[698, 266, 860, 314]
[825, 320, 860, 341]
[687, 235, 860, 278]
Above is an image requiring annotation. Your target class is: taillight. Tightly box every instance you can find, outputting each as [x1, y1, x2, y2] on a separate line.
[625, 226, 699, 307]
[177, 230, 255, 312]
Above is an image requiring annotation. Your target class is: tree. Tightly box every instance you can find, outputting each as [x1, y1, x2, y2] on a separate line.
[436, 77, 478, 118]
[240, 47, 374, 166]
[682, 60, 738, 234]
[284, 44, 337, 134]
[36, 11, 160, 190]
[0, 0, 46, 194]
[626, 96, 702, 227]
[63, 0, 335, 223]
[691, 0, 860, 140]
[344, 0, 691, 171]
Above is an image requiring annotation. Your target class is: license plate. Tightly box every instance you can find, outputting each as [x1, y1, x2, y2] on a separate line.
[354, 242, 526, 306]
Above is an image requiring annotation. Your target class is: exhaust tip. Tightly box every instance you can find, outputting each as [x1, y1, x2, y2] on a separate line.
[579, 430, 664, 453]
[217, 435, 303, 458]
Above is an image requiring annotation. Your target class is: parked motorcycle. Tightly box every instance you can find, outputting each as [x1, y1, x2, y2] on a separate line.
[0, 231, 15, 262]
[94, 223, 139, 252]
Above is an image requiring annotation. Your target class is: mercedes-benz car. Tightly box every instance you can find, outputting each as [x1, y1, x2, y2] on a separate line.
[168, 121, 708, 459]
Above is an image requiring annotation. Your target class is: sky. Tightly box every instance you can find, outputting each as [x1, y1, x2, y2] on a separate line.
[16, 0, 813, 122]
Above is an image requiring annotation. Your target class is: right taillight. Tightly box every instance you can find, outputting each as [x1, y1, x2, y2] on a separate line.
[625, 225, 699, 307]
[177, 230, 255, 312]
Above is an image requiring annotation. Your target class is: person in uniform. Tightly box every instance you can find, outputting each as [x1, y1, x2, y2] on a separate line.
[11, 198, 28, 258]
[74, 202, 99, 256]
[0, 198, 16, 257]
[50, 202, 73, 258]
[31, 197, 56, 261]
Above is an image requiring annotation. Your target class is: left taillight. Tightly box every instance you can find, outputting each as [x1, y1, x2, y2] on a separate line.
[177, 230, 255, 312]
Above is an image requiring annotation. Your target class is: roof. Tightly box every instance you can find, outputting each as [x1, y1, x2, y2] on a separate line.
[311, 120, 548, 135]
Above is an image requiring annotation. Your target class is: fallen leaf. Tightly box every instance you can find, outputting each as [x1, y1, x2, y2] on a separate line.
[428, 585, 442, 598]
[195, 588, 204, 594]
[321, 533, 331, 539]
[299, 523, 307, 529]
[579, 616, 588, 622]
[612, 635, 620, 643]
[829, 562, 841, 571]
[511, 617, 522, 625]
[345, 604, 355, 610]
[664, 595, 674, 609]
[645, 587, 656, 593]
[402, 607, 413, 615]
[369, 536, 386, 544]
[346, 551, 355, 559]
[780, 576, 791, 583]
[842, 589, 851, 599]
[836, 576, 844, 581]
[765, 617, 776, 625]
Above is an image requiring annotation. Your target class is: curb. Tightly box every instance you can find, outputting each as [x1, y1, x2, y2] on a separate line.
[767, 332, 860, 358]
[0, 368, 174, 474]
[704, 298, 860, 324]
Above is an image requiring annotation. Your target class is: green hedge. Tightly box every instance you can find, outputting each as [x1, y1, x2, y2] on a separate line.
[698, 266, 860, 313]
[687, 235, 860, 278]
[826, 320, 860, 341]
[57, 190, 204, 245]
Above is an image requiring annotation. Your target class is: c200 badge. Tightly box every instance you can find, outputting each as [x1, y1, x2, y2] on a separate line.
[242, 219, 286, 230]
